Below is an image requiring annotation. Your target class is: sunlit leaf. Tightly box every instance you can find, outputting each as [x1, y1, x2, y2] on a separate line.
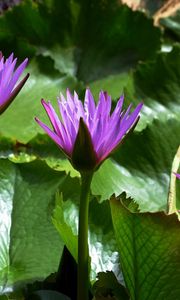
[0, 159, 65, 293]
[110, 195, 180, 300]
[52, 177, 122, 283]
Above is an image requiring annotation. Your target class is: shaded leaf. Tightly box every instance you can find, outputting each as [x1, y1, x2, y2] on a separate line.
[0, 0, 73, 58]
[77, 2, 161, 82]
[160, 9, 180, 38]
[29, 290, 71, 300]
[93, 271, 128, 300]
[124, 45, 180, 131]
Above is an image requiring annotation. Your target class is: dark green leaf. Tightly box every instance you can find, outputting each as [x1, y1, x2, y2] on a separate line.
[93, 271, 129, 300]
[160, 10, 180, 39]
[29, 290, 71, 300]
[123, 45, 180, 132]
[0, 0, 73, 58]
[77, 2, 161, 82]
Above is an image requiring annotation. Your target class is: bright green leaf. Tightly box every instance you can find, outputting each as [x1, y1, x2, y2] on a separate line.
[0, 159, 65, 293]
[110, 195, 180, 300]
[52, 176, 122, 283]
[92, 119, 180, 212]
[0, 58, 81, 143]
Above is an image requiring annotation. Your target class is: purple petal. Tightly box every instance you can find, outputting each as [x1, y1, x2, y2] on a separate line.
[8, 58, 28, 91]
[174, 173, 180, 179]
[42, 99, 73, 152]
[35, 117, 63, 147]
[35, 89, 143, 169]
[84, 88, 96, 119]
[0, 53, 28, 110]
[41, 99, 65, 140]
[97, 102, 143, 162]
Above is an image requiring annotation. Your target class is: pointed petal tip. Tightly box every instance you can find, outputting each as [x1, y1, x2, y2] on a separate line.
[41, 99, 52, 109]
[22, 57, 29, 67]
[139, 101, 144, 107]
[137, 101, 144, 112]
[18, 57, 28, 70]
[59, 92, 64, 102]
[74, 90, 78, 97]
[85, 87, 92, 97]
[34, 117, 50, 131]
[12, 57, 17, 65]
[9, 53, 14, 60]
[66, 88, 74, 101]
[23, 72, 30, 83]
[41, 98, 46, 104]
[118, 94, 124, 105]
[34, 116, 40, 124]
[66, 88, 72, 95]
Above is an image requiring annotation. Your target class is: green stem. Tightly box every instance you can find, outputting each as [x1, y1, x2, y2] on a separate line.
[77, 171, 93, 300]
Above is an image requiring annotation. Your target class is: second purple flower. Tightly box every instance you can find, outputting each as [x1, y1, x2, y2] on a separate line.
[0, 52, 29, 114]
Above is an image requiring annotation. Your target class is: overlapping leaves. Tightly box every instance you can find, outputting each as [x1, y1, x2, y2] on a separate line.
[89, 46, 180, 212]
[52, 177, 121, 283]
[0, 0, 179, 297]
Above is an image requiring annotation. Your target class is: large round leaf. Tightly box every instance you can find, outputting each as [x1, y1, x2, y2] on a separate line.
[0, 159, 65, 293]
[110, 195, 180, 300]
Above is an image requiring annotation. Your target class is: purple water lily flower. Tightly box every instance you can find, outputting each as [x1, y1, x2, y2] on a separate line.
[0, 52, 29, 114]
[35, 89, 143, 171]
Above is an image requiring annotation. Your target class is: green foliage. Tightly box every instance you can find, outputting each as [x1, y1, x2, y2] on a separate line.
[92, 119, 180, 211]
[0, 159, 65, 293]
[29, 290, 70, 300]
[93, 271, 128, 300]
[110, 195, 180, 300]
[52, 181, 121, 283]
[0, 58, 80, 143]
[76, 1, 161, 82]
[0, 0, 179, 298]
